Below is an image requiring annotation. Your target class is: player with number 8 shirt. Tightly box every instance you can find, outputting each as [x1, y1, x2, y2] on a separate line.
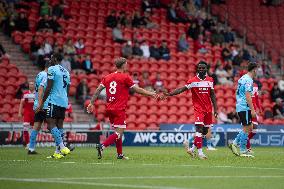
[87, 57, 159, 160]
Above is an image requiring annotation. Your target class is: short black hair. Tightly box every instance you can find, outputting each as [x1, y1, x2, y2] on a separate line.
[197, 61, 208, 67]
[248, 62, 258, 72]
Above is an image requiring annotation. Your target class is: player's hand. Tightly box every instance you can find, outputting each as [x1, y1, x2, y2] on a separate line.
[35, 103, 43, 114]
[251, 109, 257, 118]
[214, 111, 218, 118]
[87, 104, 94, 113]
[160, 92, 169, 100]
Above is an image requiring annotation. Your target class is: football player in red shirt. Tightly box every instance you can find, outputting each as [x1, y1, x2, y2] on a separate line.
[246, 82, 262, 153]
[18, 81, 35, 147]
[161, 61, 218, 159]
[87, 57, 158, 159]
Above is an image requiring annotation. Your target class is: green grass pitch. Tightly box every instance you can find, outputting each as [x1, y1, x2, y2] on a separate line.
[0, 147, 283, 189]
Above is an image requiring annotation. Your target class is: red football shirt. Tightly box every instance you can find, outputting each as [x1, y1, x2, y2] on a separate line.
[22, 90, 35, 117]
[185, 75, 214, 113]
[100, 72, 135, 110]
[252, 83, 260, 111]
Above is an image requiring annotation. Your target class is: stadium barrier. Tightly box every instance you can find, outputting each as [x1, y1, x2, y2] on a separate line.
[0, 123, 283, 147]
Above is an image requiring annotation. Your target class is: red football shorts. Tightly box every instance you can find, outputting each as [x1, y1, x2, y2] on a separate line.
[106, 109, 126, 128]
[194, 111, 212, 127]
[23, 112, 34, 126]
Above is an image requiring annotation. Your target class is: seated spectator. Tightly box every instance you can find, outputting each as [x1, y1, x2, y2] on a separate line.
[221, 43, 231, 61]
[29, 36, 40, 62]
[2, 14, 16, 36]
[273, 98, 284, 119]
[37, 14, 52, 32]
[223, 27, 235, 43]
[133, 73, 140, 87]
[207, 65, 218, 85]
[71, 54, 83, 73]
[262, 59, 272, 78]
[167, 3, 179, 23]
[132, 11, 143, 28]
[232, 50, 243, 67]
[187, 22, 200, 40]
[150, 42, 161, 60]
[152, 73, 166, 93]
[176, 1, 191, 23]
[271, 83, 282, 102]
[224, 60, 235, 80]
[142, 0, 152, 13]
[63, 38, 76, 55]
[264, 108, 273, 119]
[132, 42, 143, 57]
[106, 10, 117, 28]
[211, 27, 225, 46]
[40, 0, 50, 16]
[218, 107, 232, 124]
[202, 14, 215, 32]
[194, 35, 207, 54]
[118, 11, 131, 27]
[178, 33, 189, 52]
[159, 40, 171, 61]
[76, 78, 90, 105]
[140, 41, 150, 58]
[0, 42, 9, 60]
[140, 71, 154, 91]
[15, 12, 29, 32]
[215, 63, 233, 85]
[278, 75, 284, 96]
[122, 41, 133, 58]
[140, 11, 159, 29]
[49, 15, 62, 33]
[61, 53, 71, 73]
[82, 54, 96, 74]
[112, 23, 127, 43]
[74, 38, 85, 55]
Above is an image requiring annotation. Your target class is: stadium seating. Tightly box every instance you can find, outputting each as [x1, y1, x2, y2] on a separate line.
[5, 0, 282, 128]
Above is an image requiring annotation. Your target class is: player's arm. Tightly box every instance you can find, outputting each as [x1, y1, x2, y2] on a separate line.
[161, 86, 188, 100]
[42, 79, 53, 106]
[18, 98, 24, 118]
[37, 85, 44, 109]
[245, 91, 256, 118]
[210, 89, 218, 118]
[87, 84, 105, 113]
[132, 85, 158, 98]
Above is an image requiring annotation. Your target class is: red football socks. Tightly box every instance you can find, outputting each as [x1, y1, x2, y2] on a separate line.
[246, 132, 256, 149]
[23, 131, 30, 145]
[115, 137, 123, 155]
[194, 135, 203, 149]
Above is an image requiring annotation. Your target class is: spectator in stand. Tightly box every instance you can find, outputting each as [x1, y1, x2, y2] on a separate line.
[118, 11, 131, 27]
[221, 43, 231, 61]
[0, 1, 7, 23]
[242, 45, 251, 61]
[140, 71, 154, 91]
[193, 0, 202, 9]
[223, 27, 235, 43]
[71, 54, 83, 73]
[132, 11, 143, 28]
[61, 53, 71, 73]
[133, 73, 140, 87]
[194, 34, 207, 54]
[224, 60, 235, 80]
[140, 11, 159, 29]
[82, 54, 96, 74]
[184, 0, 197, 18]
[14, 12, 29, 32]
[230, 44, 239, 60]
[176, 1, 191, 23]
[40, 0, 50, 16]
[167, 3, 180, 23]
[273, 98, 284, 119]
[218, 107, 233, 124]
[271, 83, 282, 102]
[207, 64, 218, 85]
[2, 14, 16, 36]
[202, 14, 215, 32]
[29, 36, 40, 63]
[142, 0, 152, 13]
[37, 14, 52, 32]
[262, 59, 272, 78]
[49, 15, 62, 33]
[232, 50, 243, 67]
[74, 38, 85, 55]
[15, 81, 29, 99]
[278, 75, 284, 96]
[152, 73, 166, 93]
[112, 23, 127, 43]
[76, 78, 90, 105]
[63, 38, 76, 55]
[0, 42, 9, 59]
[106, 10, 117, 28]
[215, 63, 233, 85]
[132, 42, 143, 58]
[159, 40, 171, 61]
[211, 27, 225, 46]
[187, 21, 200, 40]
[140, 41, 150, 58]
[150, 41, 161, 60]
[178, 33, 189, 52]
[43, 39, 53, 56]
[122, 41, 133, 58]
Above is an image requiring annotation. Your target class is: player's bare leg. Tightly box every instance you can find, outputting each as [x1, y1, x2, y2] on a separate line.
[184, 134, 195, 158]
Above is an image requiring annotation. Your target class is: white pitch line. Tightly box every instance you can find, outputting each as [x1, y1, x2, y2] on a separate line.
[89, 162, 114, 165]
[143, 164, 284, 171]
[62, 162, 76, 164]
[0, 178, 190, 189]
